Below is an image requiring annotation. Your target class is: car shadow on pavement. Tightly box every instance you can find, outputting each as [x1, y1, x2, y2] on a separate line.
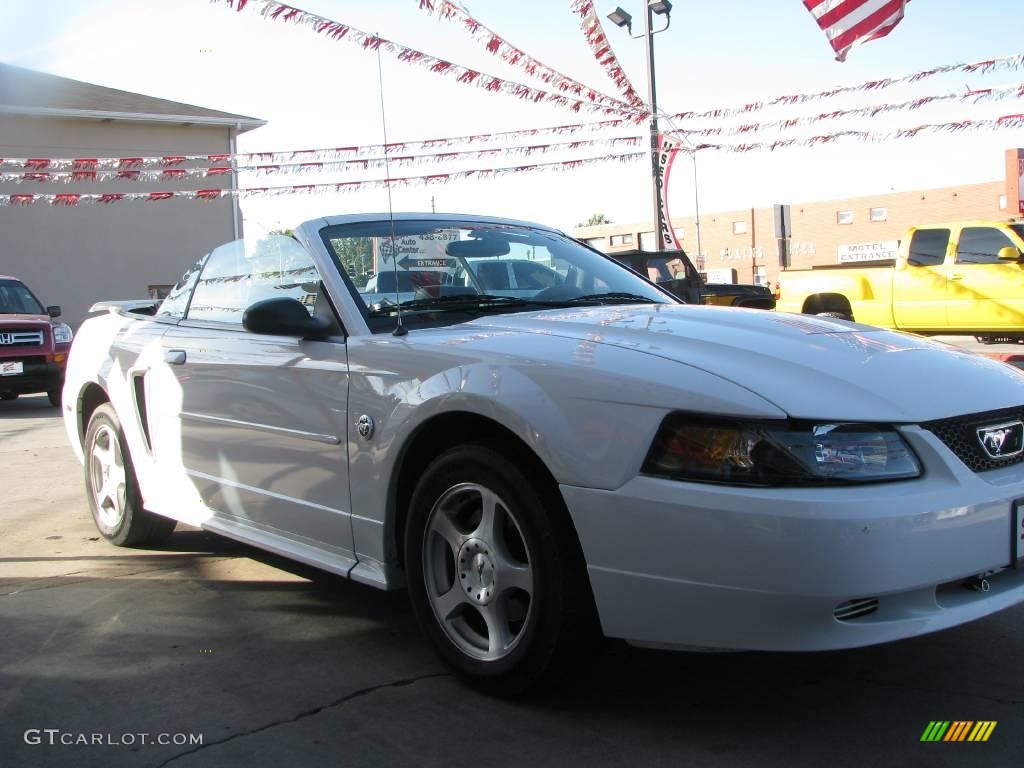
[0, 394, 61, 419]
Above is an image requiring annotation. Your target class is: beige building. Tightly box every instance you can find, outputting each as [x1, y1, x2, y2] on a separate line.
[575, 148, 1024, 288]
[0, 64, 264, 326]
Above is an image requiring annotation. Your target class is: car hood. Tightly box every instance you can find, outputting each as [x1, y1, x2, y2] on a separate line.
[464, 304, 1024, 422]
[0, 314, 49, 326]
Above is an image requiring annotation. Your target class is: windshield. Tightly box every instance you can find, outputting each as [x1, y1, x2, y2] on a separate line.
[322, 220, 674, 331]
[0, 279, 44, 315]
[1011, 224, 1024, 243]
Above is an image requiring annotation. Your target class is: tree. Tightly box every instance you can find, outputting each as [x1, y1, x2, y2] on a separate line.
[578, 213, 613, 227]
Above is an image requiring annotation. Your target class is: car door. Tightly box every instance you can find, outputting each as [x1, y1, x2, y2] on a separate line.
[158, 235, 355, 561]
[947, 225, 1024, 329]
[892, 227, 951, 330]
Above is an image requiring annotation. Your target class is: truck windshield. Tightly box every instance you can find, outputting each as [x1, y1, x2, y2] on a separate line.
[0, 279, 44, 315]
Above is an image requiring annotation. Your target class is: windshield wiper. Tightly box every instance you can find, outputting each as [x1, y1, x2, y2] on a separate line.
[558, 292, 659, 305]
[367, 294, 541, 317]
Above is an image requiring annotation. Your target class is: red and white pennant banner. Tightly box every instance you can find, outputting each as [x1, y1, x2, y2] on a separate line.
[804, 0, 909, 62]
[415, 0, 631, 114]
[0, 152, 645, 207]
[665, 82, 1024, 138]
[665, 52, 1024, 121]
[210, 0, 641, 117]
[675, 113, 1024, 154]
[0, 137, 645, 183]
[0, 124, 642, 172]
[569, 0, 647, 111]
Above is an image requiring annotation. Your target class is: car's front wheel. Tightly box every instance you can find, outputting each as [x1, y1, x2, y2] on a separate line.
[84, 403, 176, 547]
[405, 443, 597, 695]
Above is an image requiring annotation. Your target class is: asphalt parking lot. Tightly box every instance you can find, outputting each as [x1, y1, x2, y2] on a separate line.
[2, 373, 1023, 767]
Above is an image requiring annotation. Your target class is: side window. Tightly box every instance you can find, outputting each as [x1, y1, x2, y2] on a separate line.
[512, 261, 559, 289]
[956, 227, 1016, 264]
[907, 229, 950, 267]
[157, 256, 206, 319]
[186, 235, 321, 325]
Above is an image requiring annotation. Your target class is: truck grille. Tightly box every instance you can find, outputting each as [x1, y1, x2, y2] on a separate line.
[922, 406, 1024, 472]
[0, 329, 44, 347]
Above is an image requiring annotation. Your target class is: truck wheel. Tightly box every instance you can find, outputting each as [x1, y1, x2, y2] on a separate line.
[84, 403, 176, 547]
[405, 443, 598, 695]
[47, 389, 61, 408]
[816, 311, 852, 321]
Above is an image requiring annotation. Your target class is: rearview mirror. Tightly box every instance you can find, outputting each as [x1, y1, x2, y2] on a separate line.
[997, 246, 1023, 261]
[46, 305, 61, 318]
[242, 297, 330, 340]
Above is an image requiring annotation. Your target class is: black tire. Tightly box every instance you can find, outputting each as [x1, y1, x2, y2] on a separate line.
[405, 442, 599, 695]
[47, 389, 61, 408]
[815, 311, 853, 321]
[84, 403, 176, 547]
[0, 392, 17, 401]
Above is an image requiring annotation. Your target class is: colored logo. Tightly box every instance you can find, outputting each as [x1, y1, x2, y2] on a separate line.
[976, 421, 1024, 459]
[920, 721, 996, 742]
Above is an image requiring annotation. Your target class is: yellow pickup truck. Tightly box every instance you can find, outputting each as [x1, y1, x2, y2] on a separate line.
[776, 221, 1024, 341]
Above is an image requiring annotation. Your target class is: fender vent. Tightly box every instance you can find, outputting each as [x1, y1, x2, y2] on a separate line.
[833, 597, 879, 622]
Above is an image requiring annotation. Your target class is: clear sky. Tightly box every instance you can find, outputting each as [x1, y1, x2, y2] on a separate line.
[3, 0, 1023, 233]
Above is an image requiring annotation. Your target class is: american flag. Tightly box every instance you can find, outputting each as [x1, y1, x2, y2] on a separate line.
[803, 0, 909, 61]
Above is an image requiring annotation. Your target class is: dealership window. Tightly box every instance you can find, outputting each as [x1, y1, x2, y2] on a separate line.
[610, 234, 633, 247]
[837, 210, 854, 225]
[1000, 194, 1008, 210]
[639, 231, 657, 251]
[732, 220, 747, 235]
[583, 237, 606, 251]
[869, 207, 887, 222]
[754, 266, 767, 286]
[956, 227, 1017, 265]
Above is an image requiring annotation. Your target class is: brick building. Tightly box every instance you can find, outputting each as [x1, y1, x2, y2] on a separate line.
[574, 148, 1024, 287]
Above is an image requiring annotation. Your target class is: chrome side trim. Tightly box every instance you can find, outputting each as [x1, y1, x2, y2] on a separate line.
[179, 411, 341, 445]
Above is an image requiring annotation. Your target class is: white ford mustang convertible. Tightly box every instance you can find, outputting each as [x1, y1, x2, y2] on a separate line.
[63, 213, 1024, 693]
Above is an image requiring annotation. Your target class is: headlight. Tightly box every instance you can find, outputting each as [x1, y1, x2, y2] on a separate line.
[53, 324, 73, 344]
[642, 414, 921, 486]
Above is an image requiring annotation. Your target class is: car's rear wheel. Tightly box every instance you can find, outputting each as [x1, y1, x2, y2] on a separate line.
[84, 403, 176, 547]
[816, 311, 852, 321]
[405, 443, 598, 695]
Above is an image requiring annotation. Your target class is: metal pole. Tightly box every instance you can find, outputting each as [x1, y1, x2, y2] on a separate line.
[643, 4, 665, 251]
[691, 150, 702, 265]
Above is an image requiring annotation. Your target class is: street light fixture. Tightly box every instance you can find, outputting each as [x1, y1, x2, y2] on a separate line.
[606, 7, 633, 31]
[607, 1, 674, 250]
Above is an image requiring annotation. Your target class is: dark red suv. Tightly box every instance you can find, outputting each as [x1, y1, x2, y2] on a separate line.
[0, 276, 73, 407]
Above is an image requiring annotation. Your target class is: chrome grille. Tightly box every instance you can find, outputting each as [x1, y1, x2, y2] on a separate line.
[923, 406, 1024, 472]
[833, 598, 879, 622]
[0, 329, 44, 346]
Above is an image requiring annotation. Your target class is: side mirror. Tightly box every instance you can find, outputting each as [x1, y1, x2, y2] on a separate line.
[997, 246, 1023, 262]
[242, 297, 330, 340]
[46, 305, 62, 318]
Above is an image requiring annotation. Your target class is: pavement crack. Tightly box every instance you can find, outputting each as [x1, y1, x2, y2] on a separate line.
[154, 672, 449, 767]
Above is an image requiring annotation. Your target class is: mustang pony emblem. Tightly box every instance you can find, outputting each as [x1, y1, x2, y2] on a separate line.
[976, 421, 1024, 459]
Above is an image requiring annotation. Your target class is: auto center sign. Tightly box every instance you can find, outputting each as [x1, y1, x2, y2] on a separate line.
[837, 240, 899, 264]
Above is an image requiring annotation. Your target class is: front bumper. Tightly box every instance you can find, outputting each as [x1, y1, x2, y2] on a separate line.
[0, 359, 65, 395]
[561, 425, 1024, 651]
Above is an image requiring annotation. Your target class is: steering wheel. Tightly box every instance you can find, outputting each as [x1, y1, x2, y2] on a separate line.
[533, 285, 585, 302]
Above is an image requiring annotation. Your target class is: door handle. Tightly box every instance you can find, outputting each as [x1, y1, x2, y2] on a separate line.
[164, 349, 186, 365]
[950, 274, 964, 280]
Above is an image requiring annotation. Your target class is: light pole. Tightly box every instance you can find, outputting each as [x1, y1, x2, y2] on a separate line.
[607, 1, 673, 251]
